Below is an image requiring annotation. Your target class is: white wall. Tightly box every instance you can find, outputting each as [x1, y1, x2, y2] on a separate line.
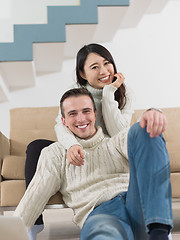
[109, 0, 180, 109]
[0, 0, 180, 137]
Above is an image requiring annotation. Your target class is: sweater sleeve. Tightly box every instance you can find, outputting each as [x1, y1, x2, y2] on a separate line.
[113, 127, 129, 160]
[102, 84, 135, 137]
[13, 143, 63, 231]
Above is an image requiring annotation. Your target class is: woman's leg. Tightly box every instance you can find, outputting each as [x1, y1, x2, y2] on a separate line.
[126, 122, 173, 239]
[25, 139, 54, 225]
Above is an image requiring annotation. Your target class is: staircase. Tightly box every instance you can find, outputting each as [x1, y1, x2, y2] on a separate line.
[0, 0, 169, 104]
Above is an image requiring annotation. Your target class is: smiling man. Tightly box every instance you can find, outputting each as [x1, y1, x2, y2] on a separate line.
[60, 91, 97, 140]
[14, 88, 173, 240]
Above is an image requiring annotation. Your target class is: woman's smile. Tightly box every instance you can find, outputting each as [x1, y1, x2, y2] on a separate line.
[99, 75, 111, 83]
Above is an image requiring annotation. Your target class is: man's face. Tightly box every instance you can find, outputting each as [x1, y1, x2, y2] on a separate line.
[61, 95, 97, 140]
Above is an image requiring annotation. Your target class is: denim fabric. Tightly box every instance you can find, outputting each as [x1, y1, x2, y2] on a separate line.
[80, 123, 173, 240]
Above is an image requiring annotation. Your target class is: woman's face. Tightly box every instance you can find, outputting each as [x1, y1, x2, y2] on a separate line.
[81, 53, 115, 89]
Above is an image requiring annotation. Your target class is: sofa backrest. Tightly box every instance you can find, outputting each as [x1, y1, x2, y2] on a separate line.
[10, 107, 59, 156]
[9, 106, 180, 169]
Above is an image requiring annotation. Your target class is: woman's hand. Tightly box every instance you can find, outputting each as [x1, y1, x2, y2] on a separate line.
[67, 145, 84, 166]
[111, 73, 125, 88]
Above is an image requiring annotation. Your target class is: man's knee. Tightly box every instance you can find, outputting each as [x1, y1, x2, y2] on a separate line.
[128, 122, 165, 147]
[128, 122, 148, 140]
[128, 122, 170, 175]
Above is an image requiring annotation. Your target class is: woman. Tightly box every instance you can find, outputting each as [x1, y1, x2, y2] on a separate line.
[25, 43, 135, 239]
[54, 43, 135, 165]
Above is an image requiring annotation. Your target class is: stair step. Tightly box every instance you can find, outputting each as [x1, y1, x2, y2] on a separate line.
[0, 0, 129, 62]
[0, 74, 9, 103]
[117, 0, 153, 28]
[33, 42, 65, 75]
[146, 0, 169, 14]
[0, 61, 36, 92]
[97, 0, 129, 6]
[3, 0, 171, 103]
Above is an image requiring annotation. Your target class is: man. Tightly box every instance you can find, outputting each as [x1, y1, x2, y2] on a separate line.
[14, 88, 173, 240]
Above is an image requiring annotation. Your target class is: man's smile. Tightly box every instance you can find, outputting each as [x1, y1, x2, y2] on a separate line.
[76, 123, 89, 129]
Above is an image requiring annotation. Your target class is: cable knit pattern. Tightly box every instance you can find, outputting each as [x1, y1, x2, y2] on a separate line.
[54, 83, 135, 149]
[14, 127, 129, 230]
[102, 84, 135, 136]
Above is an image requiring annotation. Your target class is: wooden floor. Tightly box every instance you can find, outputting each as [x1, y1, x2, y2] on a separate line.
[5, 207, 180, 240]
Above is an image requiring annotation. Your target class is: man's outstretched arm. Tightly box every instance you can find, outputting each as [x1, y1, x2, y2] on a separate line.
[14, 143, 63, 231]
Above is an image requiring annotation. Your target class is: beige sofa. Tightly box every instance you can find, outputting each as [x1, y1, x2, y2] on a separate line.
[0, 106, 180, 213]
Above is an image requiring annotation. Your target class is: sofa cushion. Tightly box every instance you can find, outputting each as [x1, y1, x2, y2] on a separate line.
[171, 172, 180, 198]
[47, 191, 65, 205]
[1, 180, 26, 206]
[0, 179, 65, 207]
[1, 155, 25, 180]
[10, 107, 59, 156]
[169, 152, 180, 172]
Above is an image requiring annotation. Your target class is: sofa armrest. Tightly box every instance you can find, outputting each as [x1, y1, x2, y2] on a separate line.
[0, 131, 10, 182]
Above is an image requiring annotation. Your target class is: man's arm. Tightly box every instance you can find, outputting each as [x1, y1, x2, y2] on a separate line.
[139, 109, 167, 138]
[13, 143, 63, 231]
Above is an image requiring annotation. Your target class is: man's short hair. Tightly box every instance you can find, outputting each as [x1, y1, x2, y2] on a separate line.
[60, 88, 96, 117]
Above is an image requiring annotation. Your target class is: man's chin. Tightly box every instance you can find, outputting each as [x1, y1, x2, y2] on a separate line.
[74, 130, 92, 140]
[76, 133, 89, 140]
[74, 127, 97, 140]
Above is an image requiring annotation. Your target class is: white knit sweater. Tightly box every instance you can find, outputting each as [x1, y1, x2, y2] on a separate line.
[55, 83, 135, 149]
[14, 127, 129, 230]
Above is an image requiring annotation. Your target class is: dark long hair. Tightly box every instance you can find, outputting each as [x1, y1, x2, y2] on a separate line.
[76, 43, 126, 110]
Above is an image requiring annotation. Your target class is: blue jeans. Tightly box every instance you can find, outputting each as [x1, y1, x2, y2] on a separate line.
[80, 123, 173, 240]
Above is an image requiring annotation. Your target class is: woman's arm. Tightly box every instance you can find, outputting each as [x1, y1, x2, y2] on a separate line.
[102, 84, 135, 137]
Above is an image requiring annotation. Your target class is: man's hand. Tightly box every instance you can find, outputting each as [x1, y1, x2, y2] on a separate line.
[67, 145, 84, 166]
[140, 110, 167, 138]
[111, 73, 125, 88]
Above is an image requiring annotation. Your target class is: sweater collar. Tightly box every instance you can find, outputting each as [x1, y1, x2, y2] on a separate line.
[76, 127, 105, 148]
[85, 83, 103, 98]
